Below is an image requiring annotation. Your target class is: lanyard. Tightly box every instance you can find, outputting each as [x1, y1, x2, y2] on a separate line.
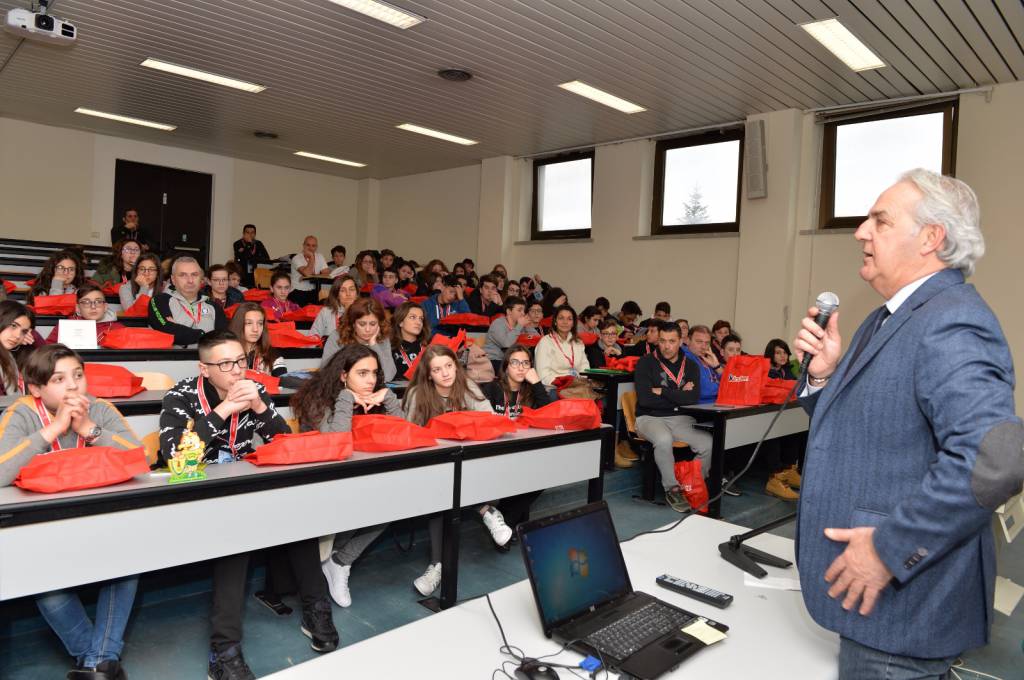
[248, 351, 264, 374]
[120, 274, 128, 284]
[178, 299, 203, 326]
[436, 302, 452, 320]
[656, 355, 687, 389]
[35, 397, 82, 451]
[504, 388, 524, 417]
[551, 334, 575, 369]
[197, 375, 238, 458]
[399, 343, 422, 369]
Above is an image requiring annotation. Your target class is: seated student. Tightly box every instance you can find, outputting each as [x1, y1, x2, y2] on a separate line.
[119, 253, 162, 309]
[461, 258, 479, 287]
[321, 297, 397, 381]
[421, 274, 470, 333]
[0, 301, 35, 396]
[203, 264, 245, 311]
[452, 262, 467, 279]
[311, 275, 357, 338]
[415, 259, 447, 296]
[634, 322, 713, 513]
[289, 235, 331, 307]
[45, 285, 125, 345]
[613, 300, 642, 341]
[467, 274, 504, 317]
[93, 240, 140, 286]
[390, 301, 428, 378]
[349, 250, 378, 289]
[504, 279, 521, 300]
[594, 297, 611, 319]
[0, 344, 141, 679]
[675, 319, 690, 347]
[159, 331, 338, 678]
[228, 302, 286, 377]
[489, 270, 507, 296]
[29, 249, 86, 302]
[540, 287, 568, 319]
[522, 300, 545, 335]
[479, 344, 551, 418]
[329, 245, 349, 278]
[518, 276, 540, 302]
[711, 320, 732, 364]
[577, 305, 602, 336]
[225, 262, 248, 293]
[371, 267, 410, 309]
[291, 344, 403, 607]
[764, 338, 796, 380]
[623, 320, 659, 357]
[149, 257, 227, 347]
[483, 295, 527, 373]
[586, 318, 623, 369]
[535, 304, 590, 387]
[721, 333, 743, 362]
[262, 271, 301, 321]
[404, 345, 512, 594]
[683, 325, 722, 404]
[379, 249, 396, 271]
[396, 261, 417, 292]
[653, 301, 671, 321]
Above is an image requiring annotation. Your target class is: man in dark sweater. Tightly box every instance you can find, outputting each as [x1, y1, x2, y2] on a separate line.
[232, 224, 271, 288]
[467, 274, 504, 317]
[110, 208, 156, 252]
[159, 331, 338, 680]
[634, 321, 713, 512]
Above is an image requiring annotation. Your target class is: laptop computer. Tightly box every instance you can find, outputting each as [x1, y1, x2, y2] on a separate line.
[517, 501, 728, 679]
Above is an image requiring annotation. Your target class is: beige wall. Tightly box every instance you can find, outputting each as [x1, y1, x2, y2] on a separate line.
[377, 164, 481, 265]
[0, 117, 359, 264]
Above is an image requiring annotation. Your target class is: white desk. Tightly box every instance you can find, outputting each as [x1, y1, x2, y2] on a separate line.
[265, 515, 839, 679]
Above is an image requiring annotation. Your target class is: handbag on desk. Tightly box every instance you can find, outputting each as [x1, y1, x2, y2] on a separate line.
[427, 411, 517, 441]
[352, 415, 437, 452]
[15, 446, 149, 493]
[246, 431, 353, 465]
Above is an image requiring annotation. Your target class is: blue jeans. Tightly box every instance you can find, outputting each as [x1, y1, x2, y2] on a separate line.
[36, 575, 139, 667]
[839, 637, 956, 680]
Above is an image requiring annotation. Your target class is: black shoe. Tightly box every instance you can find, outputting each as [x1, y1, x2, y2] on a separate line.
[67, 660, 125, 680]
[254, 590, 293, 616]
[208, 645, 255, 680]
[301, 599, 339, 653]
[96, 661, 126, 680]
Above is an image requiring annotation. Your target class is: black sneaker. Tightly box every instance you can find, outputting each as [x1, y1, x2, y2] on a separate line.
[208, 645, 255, 680]
[301, 599, 339, 653]
[254, 590, 293, 616]
[66, 661, 125, 680]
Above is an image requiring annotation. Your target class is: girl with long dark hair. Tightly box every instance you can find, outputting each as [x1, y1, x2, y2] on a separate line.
[227, 302, 285, 376]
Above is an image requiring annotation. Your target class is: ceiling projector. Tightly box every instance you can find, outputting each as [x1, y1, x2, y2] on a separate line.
[5, 2, 76, 45]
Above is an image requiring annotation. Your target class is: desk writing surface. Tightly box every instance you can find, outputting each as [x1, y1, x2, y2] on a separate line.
[264, 515, 838, 679]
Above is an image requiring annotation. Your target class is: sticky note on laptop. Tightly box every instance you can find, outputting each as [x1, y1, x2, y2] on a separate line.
[682, 618, 727, 646]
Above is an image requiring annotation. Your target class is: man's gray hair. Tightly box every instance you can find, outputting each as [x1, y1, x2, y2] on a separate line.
[900, 168, 985, 277]
[171, 256, 200, 274]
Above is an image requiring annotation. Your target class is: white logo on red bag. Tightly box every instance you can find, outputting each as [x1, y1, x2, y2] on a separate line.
[727, 374, 750, 382]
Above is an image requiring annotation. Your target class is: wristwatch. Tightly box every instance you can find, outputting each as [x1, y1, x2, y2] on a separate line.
[83, 425, 102, 444]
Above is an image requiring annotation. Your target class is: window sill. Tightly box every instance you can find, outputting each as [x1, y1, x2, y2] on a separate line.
[514, 238, 594, 245]
[799, 228, 857, 235]
[633, 232, 739, 241]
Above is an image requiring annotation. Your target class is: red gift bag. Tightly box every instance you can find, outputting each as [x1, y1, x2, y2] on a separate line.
[761, 378, 798, 404]
[490, 313, 505, 322]
[224, 303, 240, 319]
[427, 411, 518, 441]
[246, 431, 353, 465]
[120, 294, 151, 318]
[84, 363, 145, 397]
[352, 415, 438, 452]
[605, 356, 639, 372]
[673, 459, 709, 514]
[410, 296, 428, 304]
[243, 288, 271, 302]
[403, 283, 418, 295]
[282, 305, 322, 322]
[245, 369, 280, 394]
[100, 282, 122, 296]
[540, 316, 552, 328]
[716, 356, 770, 406]
[578, 332, 598, 346]
[100, 327, 174, 349]
[14, 446, 150, 493]
[439, 313, 491, 327]
[515, 333, 542, 347]
[518, 399, 602, 431]
[268, 325, 321, 348]
[30, 294, 77, 315]
[360, 283, 375, 293]
[3, 280, 16, 294]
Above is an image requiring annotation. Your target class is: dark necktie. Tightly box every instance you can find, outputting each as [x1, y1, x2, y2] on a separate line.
[846, 305, 891, 369]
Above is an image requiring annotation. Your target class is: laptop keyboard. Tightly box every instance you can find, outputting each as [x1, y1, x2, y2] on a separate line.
[586, 601, 694, 660]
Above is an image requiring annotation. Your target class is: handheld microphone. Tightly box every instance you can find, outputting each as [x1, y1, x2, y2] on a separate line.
[799, 291, 840, 374]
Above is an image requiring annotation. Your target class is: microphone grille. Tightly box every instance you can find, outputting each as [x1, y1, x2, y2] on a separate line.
[816, 291, 840, 314]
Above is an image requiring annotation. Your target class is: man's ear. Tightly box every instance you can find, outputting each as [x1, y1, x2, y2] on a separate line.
[920, 222, 946, 256]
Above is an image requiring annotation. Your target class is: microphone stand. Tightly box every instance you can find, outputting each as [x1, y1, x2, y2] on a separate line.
[718, 512, 796, 578]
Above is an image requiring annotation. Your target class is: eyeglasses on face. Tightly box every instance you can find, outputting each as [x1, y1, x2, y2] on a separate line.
[508, 359, 532, 369]
[202, 358, 247, 372]
[136, 267, 159, 274]
[78, 298, 106, 308]
[55, 265, 76, 273]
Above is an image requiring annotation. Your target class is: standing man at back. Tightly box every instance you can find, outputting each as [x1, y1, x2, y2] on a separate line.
[149, 256, 226, 347]
[111, 208, 155, 252]
[232, 224, 270, 288]
[793, 169, 1023, 678]
[290, 236, 330, 306]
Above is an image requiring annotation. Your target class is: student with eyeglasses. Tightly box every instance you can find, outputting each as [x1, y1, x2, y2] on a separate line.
[94, 240, 141, 286]
[0, 301, 36, 397]
[202, 264, 245, 310]
[585, 318, 623, 369]
[29, 249, 86, 302]
[158, 330, 338, 680]
[119, 253, 163, 308]
[45, 285, 125, 345]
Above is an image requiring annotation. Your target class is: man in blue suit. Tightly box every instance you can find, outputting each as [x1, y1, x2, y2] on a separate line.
[793, 169, 1023, 678]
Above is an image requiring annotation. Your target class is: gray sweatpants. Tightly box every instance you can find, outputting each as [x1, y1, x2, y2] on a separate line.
[332, 524, 388, 566]
[635, 415, 712, 490]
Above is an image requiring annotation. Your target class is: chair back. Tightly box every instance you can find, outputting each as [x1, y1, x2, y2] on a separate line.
[621, 390, 639, 435]
[136, 371, 175, 391]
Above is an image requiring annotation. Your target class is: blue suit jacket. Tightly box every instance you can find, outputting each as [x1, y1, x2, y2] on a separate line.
[797, 268, 1020, 657]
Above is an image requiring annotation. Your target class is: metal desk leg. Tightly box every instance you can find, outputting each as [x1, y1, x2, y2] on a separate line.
[590, 430, 612, 502]
[706, 414, 727, 519]
[438, 507, 460, 610]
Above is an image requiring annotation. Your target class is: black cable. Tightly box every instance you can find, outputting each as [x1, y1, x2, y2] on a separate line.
[624, 376, 803, 542]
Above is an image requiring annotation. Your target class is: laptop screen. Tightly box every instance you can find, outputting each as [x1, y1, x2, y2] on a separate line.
[520, 502, 632, 630]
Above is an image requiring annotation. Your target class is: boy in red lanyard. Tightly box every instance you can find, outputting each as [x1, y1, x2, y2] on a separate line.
[158, 330, 338, 680]
[0, 344, 141, 679]
[633, 321, 713, 513]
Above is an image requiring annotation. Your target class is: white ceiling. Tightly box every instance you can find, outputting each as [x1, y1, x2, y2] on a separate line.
[1, 0, 1021, 179]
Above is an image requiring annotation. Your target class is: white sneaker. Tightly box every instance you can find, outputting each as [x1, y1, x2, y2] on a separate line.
[414, 563, 442, 596]
[321, 558, 352, 608]
[481, 507, 513, 547]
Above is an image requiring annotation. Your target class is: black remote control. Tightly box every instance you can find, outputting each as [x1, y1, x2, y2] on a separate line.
[656, 574, 733, 609]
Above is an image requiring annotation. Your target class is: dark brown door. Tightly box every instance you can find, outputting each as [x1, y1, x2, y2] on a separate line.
[113, 160, 213, 266]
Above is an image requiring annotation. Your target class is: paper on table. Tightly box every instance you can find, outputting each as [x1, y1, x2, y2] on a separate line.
[681, 618, 727, 646]
[994, 576, 1023, 616]
[743, 572, 801, 591]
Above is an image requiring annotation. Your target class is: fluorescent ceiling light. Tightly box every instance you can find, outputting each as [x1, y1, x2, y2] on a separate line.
[74, 107, 176, 131]
[557, 80, 646, 114]
[294, 151, 367, 167]
[327, 0, 425, 29]
[800, 18, 885, 72]
[141, 58, 266, 93]
[396, 123, 478, 145]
